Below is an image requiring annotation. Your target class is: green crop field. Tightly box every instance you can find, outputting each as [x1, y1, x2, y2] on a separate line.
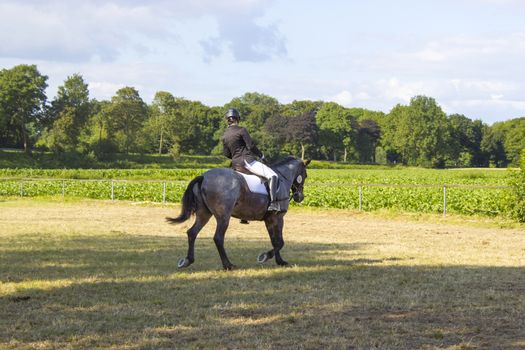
[0, 167, 516, 218]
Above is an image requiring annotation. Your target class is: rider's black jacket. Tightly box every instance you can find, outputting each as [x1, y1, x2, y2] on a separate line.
[222, 125, 263, 172]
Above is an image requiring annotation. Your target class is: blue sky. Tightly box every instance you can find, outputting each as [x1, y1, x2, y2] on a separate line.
[1, 0, 524, 124]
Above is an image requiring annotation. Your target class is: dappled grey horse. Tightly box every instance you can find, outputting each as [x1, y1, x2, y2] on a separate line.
[167, 156, 310, 270]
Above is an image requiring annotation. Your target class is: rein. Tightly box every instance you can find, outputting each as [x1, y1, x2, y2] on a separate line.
[271, 162, 301, 201]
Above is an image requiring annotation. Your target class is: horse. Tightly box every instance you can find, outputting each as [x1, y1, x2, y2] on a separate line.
[167, 156, 311, 270]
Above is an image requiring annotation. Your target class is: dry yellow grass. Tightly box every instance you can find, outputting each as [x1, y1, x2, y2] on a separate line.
[1, 198, 524, 349]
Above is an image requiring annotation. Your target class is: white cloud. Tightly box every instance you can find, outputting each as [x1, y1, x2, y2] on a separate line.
[415, 48, 447, 62]
[355, 92, 371, 100]
[0, 0, 285, 63]
[328, 90, 372, 107]
[88, 82, 126, 100]
[379, 78, 427, 103]
[444, 98, 525, 123]
[0, 2, 168, 62]
[453, 98, 525, 109]
[450, 79, 517, 95]
[329, 90, 353, 106]
[408, 33, 525, 64]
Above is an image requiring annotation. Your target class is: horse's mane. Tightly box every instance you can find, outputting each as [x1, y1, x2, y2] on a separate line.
[270, 156, 298, 168]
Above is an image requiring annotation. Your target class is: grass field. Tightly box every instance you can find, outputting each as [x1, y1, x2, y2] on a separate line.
[1, 199, 524, 349]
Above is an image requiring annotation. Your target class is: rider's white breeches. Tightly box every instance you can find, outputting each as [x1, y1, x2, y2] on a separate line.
[244, 160, 277, 181]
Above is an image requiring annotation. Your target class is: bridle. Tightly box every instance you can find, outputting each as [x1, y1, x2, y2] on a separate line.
[290, 181, 303, 199]
[273, 163, 304, 202]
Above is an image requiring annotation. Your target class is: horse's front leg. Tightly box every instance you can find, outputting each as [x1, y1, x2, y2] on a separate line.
[264, 214, 288, 266]
[213, 216, 235, 270]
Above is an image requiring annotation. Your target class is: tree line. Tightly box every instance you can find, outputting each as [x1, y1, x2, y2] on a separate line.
[1, 64, 524, 167]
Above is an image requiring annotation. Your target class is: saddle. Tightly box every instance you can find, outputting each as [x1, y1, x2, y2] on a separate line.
[235, 171, 291, 212]
[236, 171, 267, 194]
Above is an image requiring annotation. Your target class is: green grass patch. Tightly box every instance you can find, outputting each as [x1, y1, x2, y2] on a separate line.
[1, 200, 523, 349]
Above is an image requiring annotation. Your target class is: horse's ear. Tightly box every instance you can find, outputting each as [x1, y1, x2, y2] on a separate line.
[303, 159, 311, 167]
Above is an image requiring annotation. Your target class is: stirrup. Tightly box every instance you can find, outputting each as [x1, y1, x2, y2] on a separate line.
[268, 202, 281, 212]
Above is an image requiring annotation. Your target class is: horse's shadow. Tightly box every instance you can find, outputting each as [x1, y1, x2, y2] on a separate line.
[0, 233, 383, 282]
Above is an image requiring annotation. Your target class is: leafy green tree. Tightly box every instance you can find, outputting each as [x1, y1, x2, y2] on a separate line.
[385, 96, 451, 167]
[268, 100, 323, 159]
[490, 118, 525, 166]
[409, 96, 451, 167]
[374, 146, 388, 165]
[83, 100, 106, 144]
[81, 100, 117, 159]
[467, 119, 486, 166]
[481, 125, 507, 167]
[0, 64, 48, 152]
[448, 114, 485, 167]
[286, 111, 319, 159]
[356, 119, 381, 163]
[45, 107, 78, 152]
[44, 74, 91, 152]
[280, 100, 323, 117]
[202, 107, 224, 153]
[263, 113, 290, 158]
[316, 102, 358, 162]
[376, 104, 405, 164]
[177, 99, 220, 154]
[503, 118, 525, 166]
[348, 107, 386, 125]
[50, 74, 90, 120]
[106, 87, 148, 154]
[145, 91, 178, 154]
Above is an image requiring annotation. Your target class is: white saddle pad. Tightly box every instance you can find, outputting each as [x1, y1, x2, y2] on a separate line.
[236, 171, 268, 195]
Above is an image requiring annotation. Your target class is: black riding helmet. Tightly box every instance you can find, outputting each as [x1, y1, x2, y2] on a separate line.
[225, 108, 240, 124]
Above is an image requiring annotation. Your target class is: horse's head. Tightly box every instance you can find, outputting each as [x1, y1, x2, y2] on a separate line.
[290, 159, 311, 203]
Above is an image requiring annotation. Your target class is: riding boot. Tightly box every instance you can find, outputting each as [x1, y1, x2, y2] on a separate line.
[267, 175, 281, 212]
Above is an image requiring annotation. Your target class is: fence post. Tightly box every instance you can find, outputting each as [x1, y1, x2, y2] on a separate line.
[358, 185, 363, 211]
[163, 182, 167, 203]
[20, 182, 24, 197]
[111, 180, 114, 201]
[443, 184, 447, 217]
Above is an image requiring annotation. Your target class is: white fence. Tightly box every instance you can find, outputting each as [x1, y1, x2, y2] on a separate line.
[0, 178, 512, 217]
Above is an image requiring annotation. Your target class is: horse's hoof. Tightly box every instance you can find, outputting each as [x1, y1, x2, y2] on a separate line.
[277, 260, 290, 267]
[177, 257, 191, 268]
[223, 264, 236, 271]
[257, 252, 269, 264]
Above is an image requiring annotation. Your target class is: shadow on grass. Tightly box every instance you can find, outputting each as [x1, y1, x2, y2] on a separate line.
[0, 233, 375, 282]
[1, 234, 524, 349]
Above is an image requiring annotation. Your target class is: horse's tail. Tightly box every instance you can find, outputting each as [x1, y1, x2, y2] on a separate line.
[166, 175, 204, 224]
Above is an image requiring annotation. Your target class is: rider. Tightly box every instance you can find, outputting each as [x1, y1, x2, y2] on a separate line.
[221, 108, 282, 212]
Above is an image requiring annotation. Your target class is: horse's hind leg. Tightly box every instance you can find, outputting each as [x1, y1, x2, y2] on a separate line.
[257, 249, 274, 263]
[213, 216, 235, 270]
[178, 208, 211, 268]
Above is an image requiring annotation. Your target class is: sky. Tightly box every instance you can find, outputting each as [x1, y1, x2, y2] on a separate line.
[1, 0, 524, 124]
